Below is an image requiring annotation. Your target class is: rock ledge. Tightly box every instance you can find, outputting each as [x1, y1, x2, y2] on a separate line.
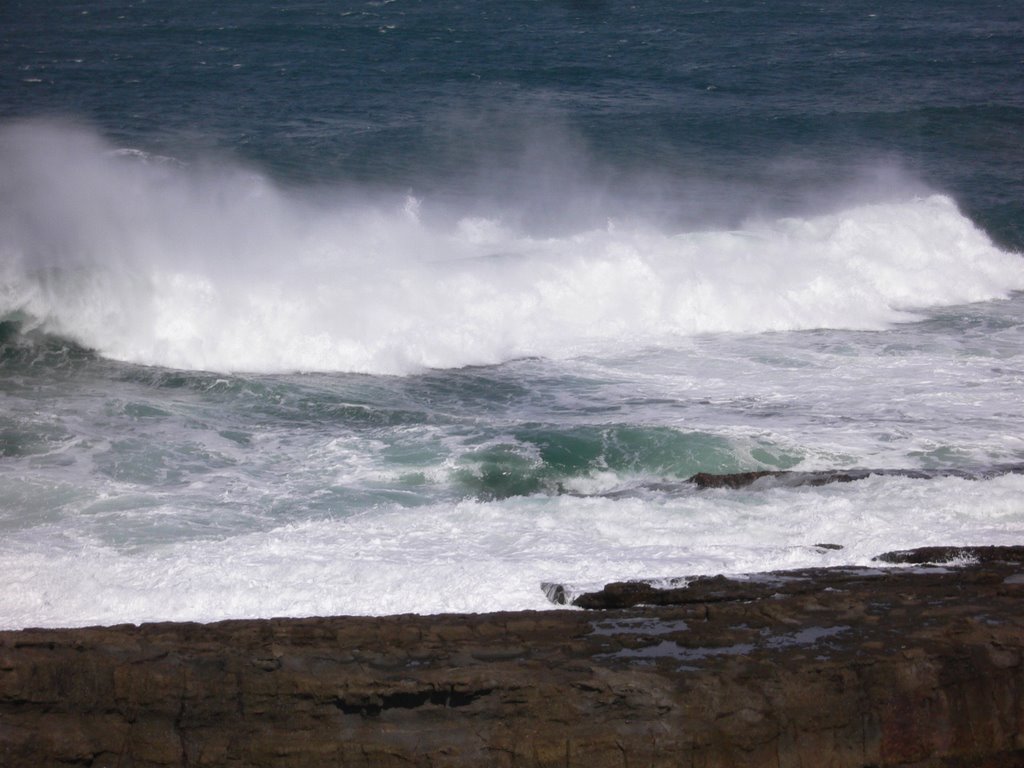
[3, 546, 1024, 767]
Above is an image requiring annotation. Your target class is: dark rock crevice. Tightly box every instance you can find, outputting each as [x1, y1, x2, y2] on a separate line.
[334, 687, 494, 716]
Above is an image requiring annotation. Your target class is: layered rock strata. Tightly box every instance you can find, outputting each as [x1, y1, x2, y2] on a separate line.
[3, 547, 1024, 767]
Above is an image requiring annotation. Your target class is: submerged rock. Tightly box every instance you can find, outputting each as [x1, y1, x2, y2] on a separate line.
[3, 546, 1024, 767]
[686, 463, 1024, 489]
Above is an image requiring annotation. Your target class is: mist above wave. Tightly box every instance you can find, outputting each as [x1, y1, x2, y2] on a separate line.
[3, 121, 1023, 374]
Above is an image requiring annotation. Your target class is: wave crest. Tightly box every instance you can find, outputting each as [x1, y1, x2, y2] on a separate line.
[3, 121, 1023, 374]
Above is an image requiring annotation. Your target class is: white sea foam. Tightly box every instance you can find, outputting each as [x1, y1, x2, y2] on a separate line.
[3, 120, 1024, 374]
[3, 473, 1023, 629]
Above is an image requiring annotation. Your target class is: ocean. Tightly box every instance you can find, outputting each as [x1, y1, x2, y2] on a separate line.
[2, 0, 1023, 629]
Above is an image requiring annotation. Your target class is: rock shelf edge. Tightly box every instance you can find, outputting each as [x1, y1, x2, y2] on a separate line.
[3, 545, 1024, 767]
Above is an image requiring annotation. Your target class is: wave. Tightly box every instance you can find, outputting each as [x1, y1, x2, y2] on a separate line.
[3, 120, 1024, 374]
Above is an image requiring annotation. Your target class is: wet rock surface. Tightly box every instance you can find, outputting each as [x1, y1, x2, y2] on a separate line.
[686, 463, 1024, 490]
[555, 545, 1024, 610]
[4, 546, 1024, 767]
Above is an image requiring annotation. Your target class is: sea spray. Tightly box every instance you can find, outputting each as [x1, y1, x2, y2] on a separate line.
[3, 122, 1023, 374]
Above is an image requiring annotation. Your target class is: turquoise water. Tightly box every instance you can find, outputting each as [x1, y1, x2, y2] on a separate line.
[1, 0, 1023, 627]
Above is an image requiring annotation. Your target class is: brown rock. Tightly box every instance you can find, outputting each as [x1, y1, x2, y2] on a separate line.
[873, 545, 1024, 565]
[3, 548, 1024, 766]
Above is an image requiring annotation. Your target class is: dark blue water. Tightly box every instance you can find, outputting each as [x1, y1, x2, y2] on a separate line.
[4, 0, 1023, 242]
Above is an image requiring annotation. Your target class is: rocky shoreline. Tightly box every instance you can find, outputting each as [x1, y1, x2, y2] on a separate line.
[3, 546, 1024, 767]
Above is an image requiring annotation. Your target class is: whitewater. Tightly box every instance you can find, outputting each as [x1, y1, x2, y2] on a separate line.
[4, 123, 1022, 375]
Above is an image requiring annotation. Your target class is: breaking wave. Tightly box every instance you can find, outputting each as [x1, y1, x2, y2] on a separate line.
[3, 121, 1023, 374]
